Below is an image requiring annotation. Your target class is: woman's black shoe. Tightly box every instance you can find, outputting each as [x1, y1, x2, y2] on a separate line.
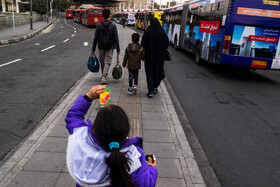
[153, 88, 158, 94]
[147, 92, 153, 98]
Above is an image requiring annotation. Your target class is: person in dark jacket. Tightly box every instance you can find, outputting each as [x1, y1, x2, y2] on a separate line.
[123, 33, 145, 95]
[141, 18, 169, 98]
[91, 9, 120, 85]
[65, 85, 158, 187]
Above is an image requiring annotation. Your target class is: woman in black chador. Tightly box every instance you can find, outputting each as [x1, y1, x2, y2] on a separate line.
[141, 18, 169, 98]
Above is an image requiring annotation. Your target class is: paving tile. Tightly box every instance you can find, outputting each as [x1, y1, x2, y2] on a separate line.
[143, 142, 176, 158]
[62, 164, 69, 173]
[156, 158, 184, 178]
[36, 137, 67, 153]
[23, 152, 65, 172]
[142, 120, 169, 131]
[48, 126, 69, 138]
[143, 130, 173, 143]
[8, 171, 59, 187]
[156, 178, 186, 187]
[142, 111, 167, 121]
[55, 173, 76, 187]
[142, 104, 164, 112]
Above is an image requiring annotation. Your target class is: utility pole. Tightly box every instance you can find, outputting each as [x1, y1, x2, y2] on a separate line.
[12, 0, 16, 35]
[1, 0, 6, 12]
[30, 0, 33, 29]
[46, 0, 49, 23]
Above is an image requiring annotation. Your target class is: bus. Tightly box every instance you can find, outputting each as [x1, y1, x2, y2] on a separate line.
[165, 0, 280, 70]
[66, 9, 73, 19]
[135, 11, 145, 29]
[113, 12, 122, 24]
[73, 9, 85, 23]
[81, 7, 104, 26]
[125, 12, 136, 26]
[135, 10, 163, 30]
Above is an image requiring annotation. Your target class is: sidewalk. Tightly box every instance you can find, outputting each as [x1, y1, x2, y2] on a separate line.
[0, 17, 58, 45]
[0, 22, 206, 187]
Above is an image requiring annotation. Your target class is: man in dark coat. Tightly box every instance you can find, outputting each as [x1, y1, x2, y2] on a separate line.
[141, 18, 169, 98]
[91, 9, 120, 85]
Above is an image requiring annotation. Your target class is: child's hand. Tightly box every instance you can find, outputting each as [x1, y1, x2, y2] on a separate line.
[147, 156, 156, 168]
[86, 85, 107, 100]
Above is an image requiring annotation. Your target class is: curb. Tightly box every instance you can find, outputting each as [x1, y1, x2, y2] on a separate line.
[159, 81, 206, 187]
[0, 17, 59, 45]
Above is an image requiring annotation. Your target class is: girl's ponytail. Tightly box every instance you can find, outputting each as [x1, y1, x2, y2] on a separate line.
[94, 104, 135, 187]
[106, 148, 135, 187]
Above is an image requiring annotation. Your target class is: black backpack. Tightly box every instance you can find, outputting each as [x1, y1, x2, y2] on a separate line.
[98, 21, 113, 50]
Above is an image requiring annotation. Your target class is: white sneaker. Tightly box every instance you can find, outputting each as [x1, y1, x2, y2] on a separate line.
[133, 86, 137, 95]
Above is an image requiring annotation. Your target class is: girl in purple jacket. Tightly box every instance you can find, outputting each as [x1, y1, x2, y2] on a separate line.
[65, 85, 157, 187]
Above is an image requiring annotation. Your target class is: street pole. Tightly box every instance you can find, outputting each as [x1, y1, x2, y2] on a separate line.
[30, 0, 33, 29]
[46, 0, 49, 23]
[12, 0, 16, 35]
[1, 0, 6, 12]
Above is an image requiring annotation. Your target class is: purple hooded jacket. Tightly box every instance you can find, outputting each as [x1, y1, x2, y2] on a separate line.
[65, 96, 158, 187]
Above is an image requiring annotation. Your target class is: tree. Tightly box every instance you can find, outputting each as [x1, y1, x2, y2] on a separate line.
[170, 1, 177, 7]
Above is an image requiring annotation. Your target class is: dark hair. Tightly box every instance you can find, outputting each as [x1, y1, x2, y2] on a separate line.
[102, 9, 110, 19]
[132, 33, 140, 43]
[93, 104, 135, 187]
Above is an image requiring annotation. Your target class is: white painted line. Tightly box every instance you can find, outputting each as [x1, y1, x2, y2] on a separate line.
[63, 38, 69, 43]
[34, 43, 40, 46]
[41, 45, 55, 52]
[83, 42, 89, 46]
[0, 59, 22, 68]
[74, 30, 76, 33]
[71, 34, 75, 37]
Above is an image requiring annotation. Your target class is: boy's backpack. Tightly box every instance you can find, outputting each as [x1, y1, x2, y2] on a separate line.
[98, 22, 113, 50]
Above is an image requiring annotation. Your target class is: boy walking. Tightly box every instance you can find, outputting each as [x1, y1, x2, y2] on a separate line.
[91, 9, 120, 85]
[122, 33, 145, 94]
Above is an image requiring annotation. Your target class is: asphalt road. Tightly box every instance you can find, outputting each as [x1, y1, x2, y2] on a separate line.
[165, 42, 280, 186]
[131, 27, 280, 186]
[0, 17, 94, 161]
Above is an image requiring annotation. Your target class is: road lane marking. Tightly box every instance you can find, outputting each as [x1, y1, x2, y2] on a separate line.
[84, 42, 89, 46]
[71, 34, 75, 37]
[74, 30, 76, 33]
[41, 45, 55, 52]
[63, 38, 69, 43]
[34, 43, 40, 45]
[0, 59, 22, 68]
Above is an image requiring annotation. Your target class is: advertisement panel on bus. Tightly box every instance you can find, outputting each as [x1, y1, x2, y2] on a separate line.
[166, 0, 280, 70]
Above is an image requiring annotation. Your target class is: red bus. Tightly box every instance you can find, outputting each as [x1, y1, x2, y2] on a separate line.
[66, 9, 73, 19]
[73, 9, 85, 23]
[81, 7, 104, 26]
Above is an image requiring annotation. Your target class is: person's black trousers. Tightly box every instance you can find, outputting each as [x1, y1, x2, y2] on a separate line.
[128, 69, 139, 87]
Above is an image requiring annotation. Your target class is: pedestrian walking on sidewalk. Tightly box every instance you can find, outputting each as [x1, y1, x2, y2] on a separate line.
[141, 18, 169, 98]
[65, 85, 157, 187]
[122, 16, 127, 28]
[91, 9, 121, 85]
[123, 33, 145, 95]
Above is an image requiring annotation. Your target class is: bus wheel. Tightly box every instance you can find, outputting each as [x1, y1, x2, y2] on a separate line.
[195, 45, 202, 64]
[174, 36, 178, 50]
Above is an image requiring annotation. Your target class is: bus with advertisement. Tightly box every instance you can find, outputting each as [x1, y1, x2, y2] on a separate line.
[125, 12, 136, 26]
[66, 9, 73, 19]
[165, 0, 280, 70]
[135, 10, 163, 30]
[135, 11, 146, 29]
[81, 7, 104, 26]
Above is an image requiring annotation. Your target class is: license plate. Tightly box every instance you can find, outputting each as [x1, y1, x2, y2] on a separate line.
[251, 60, 267, 68]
